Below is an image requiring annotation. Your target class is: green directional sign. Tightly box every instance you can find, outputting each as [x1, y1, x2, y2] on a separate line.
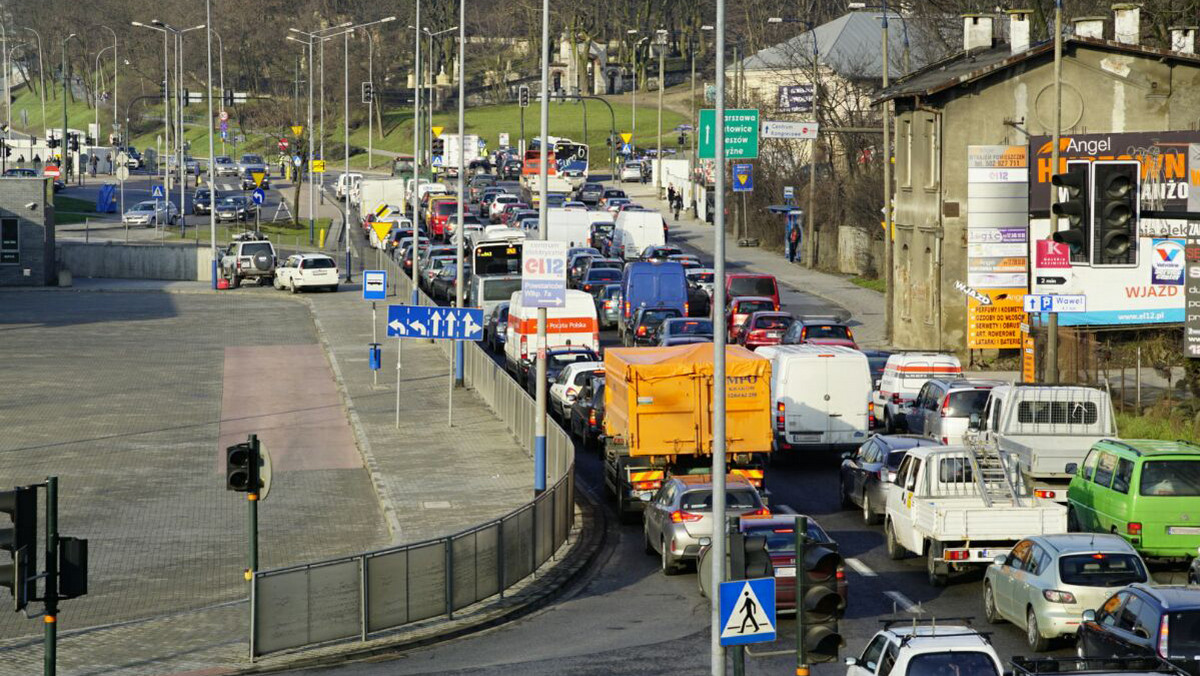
[698, 108, 760, 159]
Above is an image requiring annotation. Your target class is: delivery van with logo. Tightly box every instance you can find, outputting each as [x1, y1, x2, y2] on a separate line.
[504, 290, 600, 380]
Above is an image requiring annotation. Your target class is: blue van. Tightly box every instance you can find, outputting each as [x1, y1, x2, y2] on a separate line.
[620, 261, 688, 340]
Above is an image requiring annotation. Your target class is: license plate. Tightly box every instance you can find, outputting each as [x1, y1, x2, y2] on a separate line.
[1168, 526, 1200, 535]
[768, 332, 781, 338]
[774, 567, 795, 578]
[312, 271, 327, 275]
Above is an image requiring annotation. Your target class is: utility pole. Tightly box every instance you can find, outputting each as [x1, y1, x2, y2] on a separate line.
[411, 1, 422, 305]
[655, 29, 666, 199]
[207, 0, 216, 289]
[454, 0, 465, 386]
[534, 0, 550, 495]
[711, 0, 728, 671]
[1047, 0, 1063, 383]
[882, 3, 893, 335]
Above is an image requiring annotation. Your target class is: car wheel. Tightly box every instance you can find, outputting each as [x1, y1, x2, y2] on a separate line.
[983, 582, 1001, 624]
[885, 520, 905, 560]
[862, 491, 881, 525]
[328, 285, 338, 293]
[230, 275, 241, 289]
[291, 279, 300, 294]
[839, 478, 853, 509]
[273, 277, 282, 290]
[660, 538, 681, 576]
[1027, 608, 1050, 652]
[927, 541, 948, 587]
[1067, 507, 1080, 532]
[884, 412, 896, 434]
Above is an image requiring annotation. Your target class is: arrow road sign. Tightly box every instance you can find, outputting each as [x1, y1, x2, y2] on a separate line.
[522, 240, 568, 309]
[732, 163, 753, 192]
[387, 305, 485, 340]
[1024, 294, 1087, 313]
[699, 108, 760, 159]
[251, 188, 266, 205]
[719, 578, 776, 646]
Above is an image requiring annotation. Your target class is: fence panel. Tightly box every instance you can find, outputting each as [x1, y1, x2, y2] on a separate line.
[406, 541, 448, 623]
[474, 522, 501, 601]
[365, 548, 408, 632]
[253, 557, 362, 655]
[451, 531, 478, 611]
[535, 493, 554, 565]
[502, 506, 534, 586]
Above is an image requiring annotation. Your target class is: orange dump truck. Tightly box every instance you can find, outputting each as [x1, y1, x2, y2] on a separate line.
[602, 343, 773, 520]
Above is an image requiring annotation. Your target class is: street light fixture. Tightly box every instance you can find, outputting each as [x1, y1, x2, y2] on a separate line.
[61, 33, 79, 180]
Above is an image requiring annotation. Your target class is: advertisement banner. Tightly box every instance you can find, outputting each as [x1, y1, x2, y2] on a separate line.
[1035, 240, 1072, 270]
[1187, 235, 1200, 358]
[967, 288, 1025, 349]
[1150, 239, 1185, 285]
[967, 145, 1029, 348]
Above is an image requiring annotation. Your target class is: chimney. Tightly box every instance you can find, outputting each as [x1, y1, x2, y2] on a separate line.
[1170, 25, 1197, 54]
[1008, 9, 1033, 54]
[1113, 4, 1140, 45]
[962, 14, 995, 52]
[1073, 17, 1106, 40]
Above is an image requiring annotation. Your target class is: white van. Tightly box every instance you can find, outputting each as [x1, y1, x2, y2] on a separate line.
[612, 210, 665, 260]
[505, 290, 600, 379]
[468, 274, 523, 316]
[872, 352, 963, 433]
[545, 207, 593, 246]
[757, 344, 872, 450]
[335, 172, 363, 201]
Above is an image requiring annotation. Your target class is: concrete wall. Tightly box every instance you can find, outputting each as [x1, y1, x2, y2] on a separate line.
[58, 242, 207, 281]
[837, 226, 883, 276]
[0, 177, 54, 286]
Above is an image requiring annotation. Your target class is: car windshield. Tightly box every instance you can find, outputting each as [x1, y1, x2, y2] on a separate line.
[753, 316, 791, 330]
[736, 300, 774, 315]
[805, 325, 850, 340]
[549, 352, 596, 369]
[240, 155, 263, 164]
[680, 489, 760, 511]
[641, 309, 681, 326]
[587, 269, 621, 282]
[600, 285, 621, 300]
[591, 260, 621, 270]
[219, 197, 244, 206]
[1169, 611, 1200, 652]
[241, 242, 272, 257]
[435, 202, 458, 215]
[906, 651, 997, 676]
[303, 258, 336, 269]
[690, 272, 715, 284]
[742, 523, 830, 552]
[667, 320, 713, 335]
[195, 189, 211, 198]
[483, 278, 523, 301]
[729, 277, 776, 297]
[944, 390, 992, 418]
[1057, 553, 1147, 587]
[886, 450, 911, 470]
[1138, 460, 1200, 496]
[134, 202, 156, 211]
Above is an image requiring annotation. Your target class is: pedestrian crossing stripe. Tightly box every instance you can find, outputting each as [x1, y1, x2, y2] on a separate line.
[719, 578, 776, 646]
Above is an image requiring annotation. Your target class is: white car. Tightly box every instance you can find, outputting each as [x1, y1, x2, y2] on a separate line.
[845, 623, 1003, 676]
[122, 200, 179, 226]
[213, 155, 240, 176]
[620, 162, 642, 182]
[549, 361, 604, 418]
[274, 253, 340, 293]
[489, 194, 520, 222]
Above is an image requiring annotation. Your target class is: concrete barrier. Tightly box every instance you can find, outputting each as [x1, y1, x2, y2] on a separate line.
[58, 242, 206, 281]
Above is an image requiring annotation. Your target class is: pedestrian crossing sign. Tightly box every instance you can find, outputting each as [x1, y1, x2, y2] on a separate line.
[431, 155, 444, 167]
[621, 143, 633, 155]
[719, 578, 776, 646]
[151, 185, 165, 199]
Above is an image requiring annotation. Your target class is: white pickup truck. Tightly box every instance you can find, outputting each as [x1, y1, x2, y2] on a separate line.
[967, 384, 1117, 503]
[884, 445, 1067, 587]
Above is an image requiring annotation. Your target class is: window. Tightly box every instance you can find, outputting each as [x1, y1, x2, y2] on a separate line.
[990, 398, 1003, 431]
[1026, 544, 1050, 576]
[944, 390, 991, 418]
[939, 457, 973, 484]
[1081, 450, 1099, 482]
[1, 218, 18, 264]
[906, 458, 922, 492]
[1112, 459, 1134, 494]
[925, 116, 940, 190]
[1093, 453, 1117, 488]
[901, 244, 912, 319]
[906, 651, 997, 676]
[1099, 592, 1126, 627]
[1016, 400, 1099, 425]
[900, 119, 912, 189]
[1117, 595, 1145, 634]
[680, 490, 762, 511]
[1058, 553, 1147, 587]
[925, 246, 935, 322]
[860, 635, 889, 671]
[879, 642, 900, 676]
[1008, 540, 1033, 570]
[1139, 460, 1200, 496]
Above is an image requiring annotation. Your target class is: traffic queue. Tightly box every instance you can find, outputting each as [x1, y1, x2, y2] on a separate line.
[394, 168, 1200, 674]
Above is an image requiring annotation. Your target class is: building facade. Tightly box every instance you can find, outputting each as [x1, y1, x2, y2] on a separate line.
[0, 177, 55, 286]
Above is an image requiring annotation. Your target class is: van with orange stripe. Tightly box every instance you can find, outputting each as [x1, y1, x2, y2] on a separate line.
[503, 290, 600, 381]
[872, 352, 962, 434]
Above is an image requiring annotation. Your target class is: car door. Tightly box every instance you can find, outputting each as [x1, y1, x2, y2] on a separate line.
[1090, 452, 1119, 533]
[1015, 543, 1050, 620]
[996, 539, 1032, 620]
[1109, 593, 1155, 659]
[906, 385, 930, 434]
[848, 441, 875, 500]
[848, 634, 890, 676]
[1082, 591, 1129, 657]
[887, 456, 922, 552]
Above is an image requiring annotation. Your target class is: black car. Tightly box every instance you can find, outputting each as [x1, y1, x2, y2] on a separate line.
[588, 221, 615, 251]
[483, 302, 509, 352]
[215, 195, 253, 222]
[628, 307, 684, 347]
[861, 349, 893, 392]
[501, 159, 522, 180]
[578, 267, 622, 296]
[1079, 584, 1200, 676]
[578, 183, 605, 206]
[240, 168, 270, 191]
[193, 187, 213, 215]
[839, 435, 942, 524]
[569, 377, 605, 452]
[686, 284, 711, 318]
[430, 264, 469, 301]
[527, 346, 601, 394]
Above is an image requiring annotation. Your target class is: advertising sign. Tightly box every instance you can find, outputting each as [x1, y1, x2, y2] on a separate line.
[521, 240, 568, 308]
[1186, 233, 1200, 358]
[776, 84, 813, 113]
[1150, 239, 1185, 286]
[967, 145, 1028, 348]
[967, 288, 1025, 349]
[1036, 240, 1072, 270]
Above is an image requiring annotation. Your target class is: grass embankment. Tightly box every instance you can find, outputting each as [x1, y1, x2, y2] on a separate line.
[164, 218, 333, 249]
[849, 276, 885, 293]
[1116, 409, 1199, 443]
[53, 194, 98, 225]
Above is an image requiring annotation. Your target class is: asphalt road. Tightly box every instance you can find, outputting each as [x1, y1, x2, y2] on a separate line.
[285, 187, 1081, 675]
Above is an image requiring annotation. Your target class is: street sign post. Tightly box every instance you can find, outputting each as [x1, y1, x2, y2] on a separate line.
[732, 164, 753, 192]
[277, 138, 289, 152]
[114, 166, 129, 182]
[431, 126, 444, 139]
[291, 125, 304, 137]
[620, 132, 632, 144]
[762, 120, 819, 140]
[43, 165, 61, 178]
[521, 240, 568, 308]
[363, 270, 387, 301]
[251, 188, 266, 206]
[1024, 294, 1087, 313]
[386, 305, 484, 340]
[718, 578, 777, 646]
[699, 108, 760, 159]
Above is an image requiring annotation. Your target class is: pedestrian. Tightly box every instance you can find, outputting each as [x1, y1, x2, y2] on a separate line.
[90, 154, 98, 177]
[673, 193, 682, 222]
[16, 154, 24, 167]
[32, 154, 41, 171]
[788, 223, 801, 263]
[667, 183, 676, 206]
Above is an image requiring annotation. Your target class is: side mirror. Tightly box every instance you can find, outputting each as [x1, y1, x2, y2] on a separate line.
[1081, 609, 1096, 623]
[1065, 463, 1079, 475]
[994, 555, 1007, 567]
[968, 413, 982, 430]
[844, 657, 859, 667]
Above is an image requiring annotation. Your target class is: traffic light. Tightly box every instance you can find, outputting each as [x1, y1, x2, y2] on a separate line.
[799, 537, 845, 663]
[224, 88, 234, 107]
[69, 134, 79, 152]
[743, 534, 773, 578]
[1092, 160, 1139, 266]
[431, 137, 445, 159]
[518, 85, 530, 108]
[58, 536, 88, 600]
[2, 143, 9, 158]
[48, 137, 59, 149]
[361, 81, 374, 104]
[225, 435, 272, 497]
[0, 486, 37, 612]
[1050, 161, 1090, 260]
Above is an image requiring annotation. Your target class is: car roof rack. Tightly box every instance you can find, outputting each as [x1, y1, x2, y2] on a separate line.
[1010, 656, 1188, 676]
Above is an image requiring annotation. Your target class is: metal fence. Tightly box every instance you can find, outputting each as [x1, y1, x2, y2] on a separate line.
[251, 249, 576, 657]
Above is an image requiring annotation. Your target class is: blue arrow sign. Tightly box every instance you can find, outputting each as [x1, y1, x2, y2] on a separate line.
[732, 163, 754, 192]
[719, 578, 776, 646]
[387, 304, 485, 341]
[363, 270, 387, 300]
[151, 185, 165, 199]
[252, 188, 266, 205]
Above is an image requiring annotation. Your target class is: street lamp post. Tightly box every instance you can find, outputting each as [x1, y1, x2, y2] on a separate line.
[1, 25, 10, 131]
[23, 28, 46, 135]
[655, 29, 667, 199]
[625, 30, 647, 143]
[98, 25, 117, 143]
[418, 25, 456, 168]
[535, 0, 549, 496]
[155, 22, 205, 231]
[710, 0, 728, 670]
[454, 0, 465, 386]
[210, 28, 224, 155]
[94, 45, 114, 144]
[61, 33, 78, 183]
[410, 1, 421, 304]
[206, 1, 217, 289]
[365, 29, 375, 169]
[132, 21, 171, 219]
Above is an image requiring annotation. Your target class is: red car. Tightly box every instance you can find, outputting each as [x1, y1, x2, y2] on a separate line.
[498, 202, 530, 226]
[726, 273, 780, 309]
[785, 320, 859, 349]
[726, 296, 778, 342]
[737, 311, 794, 350]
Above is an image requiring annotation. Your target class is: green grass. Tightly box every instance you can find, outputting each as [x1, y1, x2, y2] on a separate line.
[1116, 411, 1199, 443]
[849, 276, 886, 293]
[164, 218, 334, 247]
[53, 194, 97, 225]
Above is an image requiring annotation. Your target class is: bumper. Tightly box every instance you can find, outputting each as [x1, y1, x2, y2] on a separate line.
[743, 339, 781, 351]
[1033, 603, 1087, 638]
[664, 526, 708, 561]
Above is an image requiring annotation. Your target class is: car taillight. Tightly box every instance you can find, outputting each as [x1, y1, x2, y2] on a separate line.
[588, 409, 596, 425]
[624, 301, 630, 317]
[941, 437, 949, 444]
[940, 395, 950, 417]
[566, 387, 577, 398]
[633, 480, 661, 491]
[684, 302, 689, 315]
[1158, 615, 1169, 658]
[944, 549, 969, 561]
[670, 510, 703, 523]
[520, 336, 528, 359]
[800, 327, 807, 341]
[583, 284, 591, 291]
[747, 507, 771, 517]
[1034, 489, 1056, 499]
[891, 392, 901, 404]
[636, 326, 646, 336]
[846, 328, 853, 338]
[605, 300, 615, 309]
[868, 402, 876, 426]
[1128, 522, 1142, 535]
[836, 565, 845, 581]
[1042, 589, 1077, 604]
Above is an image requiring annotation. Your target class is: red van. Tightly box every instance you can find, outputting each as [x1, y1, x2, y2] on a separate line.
[725, 273, 780, 308]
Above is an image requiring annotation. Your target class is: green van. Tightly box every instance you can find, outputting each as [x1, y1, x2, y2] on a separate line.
[1067, 439, 1200, 558]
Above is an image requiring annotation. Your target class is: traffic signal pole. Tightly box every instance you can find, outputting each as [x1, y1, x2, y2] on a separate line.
[795, 515, 808, 676]
[1046, 0, 1063, 383]
[44, 476, 58, 676]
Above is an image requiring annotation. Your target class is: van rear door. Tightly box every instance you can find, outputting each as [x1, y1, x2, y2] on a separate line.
[826, 356, 870, 443]
[784, 356, 829, 445]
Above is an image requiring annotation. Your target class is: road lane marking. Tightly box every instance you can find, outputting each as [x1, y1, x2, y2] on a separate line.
[845, 558, 877, 577]
[883, 590, 922, 614]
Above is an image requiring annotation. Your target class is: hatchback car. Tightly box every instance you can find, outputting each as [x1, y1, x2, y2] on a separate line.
[726, 296, 778, 342]
[579, 183, 605, 205]
[215, 195, 253, 222]
[737, 311, 794, 351]
[527, 346, 601, 394]
[642, 474, 768, 574]
[984, 534, 1150, 651]
[658, 318, 714, 344]
[620, 161, 643, 182]
[192, 187, 213, 215]
[845, 623, 1004, 676]
[1067, 440, 1200, 559]
[905, 379, 999, 444]
[579, 267, 622, 296]
[726, 273, 780, 308]
[781, 318, 859, 349]
[549, 361, 604, 419]
[628, 307, 684, 346]
[1077, 584, 1200, 676]
[122, 200, 179, 226]
[840, 434, 942, 525]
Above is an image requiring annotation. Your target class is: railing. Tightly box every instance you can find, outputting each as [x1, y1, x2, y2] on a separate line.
[250, 241, 575, 657]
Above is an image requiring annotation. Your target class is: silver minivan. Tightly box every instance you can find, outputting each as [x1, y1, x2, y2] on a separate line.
[905, 379, 1000, 445]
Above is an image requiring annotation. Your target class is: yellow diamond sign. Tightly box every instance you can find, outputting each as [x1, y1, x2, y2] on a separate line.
[620, 132, 632, 144]
[291, 125, 304, 137]
[252, 171, 265, 188]
[431, 126, 444, 139]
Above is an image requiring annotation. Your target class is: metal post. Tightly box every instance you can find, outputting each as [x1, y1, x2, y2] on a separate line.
[656, 30, 665, 199]
[454, 1, 466, 386]
[308, 36, 315, 243]
[367, 31, 375, 169]
[806, 39, 817, 268]
[207, 2, 216, 289]
[711, 0, 728, 670]
[411, 2, 422, 305]
[534, 0, 550, 495]
[882, 4, 893, 336]
[796, 515, 808, 676]
[43, 476, 58, 676]
[319, 36, 325, 198]
[1, 24, 9, 132]
[24, 29, 47, 136]
[344, 30, 352, 282]
[61, 34, 75, 196]
[213, 30, 223, 157]
[1046, 0, 1063, 384]
[689, 37, 696, 211]
[395, 336, 402, 428]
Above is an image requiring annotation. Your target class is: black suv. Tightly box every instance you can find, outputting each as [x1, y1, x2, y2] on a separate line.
[1078, 584, 1200, 676]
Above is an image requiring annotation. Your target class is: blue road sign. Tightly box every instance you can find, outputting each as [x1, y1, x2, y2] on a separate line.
[732, 163, 754, 192]
[431, 155, 444, 167]
[719, 578, 776, 646]
[362, 270, 387, 300]
[1024, 294, 1086, 314]
[521, 280, 566, 308]
[621, 142, 633, 155]
[292, 155, 303, 167]
[251, 188, 266, 205]
[387, 305, 484, 341]
[221, 130, 228, 140]
[151, 185, 165, 199]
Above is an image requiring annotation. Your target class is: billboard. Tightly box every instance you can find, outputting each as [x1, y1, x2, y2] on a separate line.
[1027, 130, 1200, 327]
[776, 85, 813, 113]
[966, 145, 1028, 348]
